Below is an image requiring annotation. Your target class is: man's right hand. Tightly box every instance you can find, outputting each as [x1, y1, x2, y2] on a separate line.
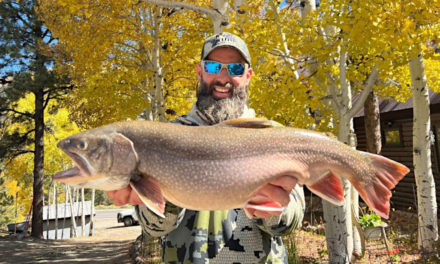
[106, 185, 143, 206]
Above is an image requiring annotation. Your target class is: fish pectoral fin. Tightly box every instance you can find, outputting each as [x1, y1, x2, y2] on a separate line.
[130, 178, 166, 218]
[307, 171, 345, 206]
[245, 195, 284, 212]
[215, 118, 283, 128]
[245, 202, 284, 212]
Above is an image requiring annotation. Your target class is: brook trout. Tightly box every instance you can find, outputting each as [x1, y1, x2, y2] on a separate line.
[54, 118, 409, 219]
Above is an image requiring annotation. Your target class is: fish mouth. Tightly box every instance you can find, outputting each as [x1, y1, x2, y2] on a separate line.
[54, 151, 93, 183]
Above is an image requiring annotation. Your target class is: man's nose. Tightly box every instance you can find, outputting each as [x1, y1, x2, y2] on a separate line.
[216, 68, 230, 81]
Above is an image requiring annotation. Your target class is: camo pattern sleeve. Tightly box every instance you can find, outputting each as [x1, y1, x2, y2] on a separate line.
[254, 185, 305, 237]
[135, 203, 186, 237]
[160, 207, 303, 263]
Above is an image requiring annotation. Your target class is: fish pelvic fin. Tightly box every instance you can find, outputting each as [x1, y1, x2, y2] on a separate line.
[130, 177, 166, 218]
[215, 118, 283, 128]
[245, 195, 284, 216]
[355, 152, 409, 219]
[307, 171, 345, 206]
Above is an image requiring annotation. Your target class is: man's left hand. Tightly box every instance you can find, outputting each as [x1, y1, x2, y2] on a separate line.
[244, 176, 297, 219]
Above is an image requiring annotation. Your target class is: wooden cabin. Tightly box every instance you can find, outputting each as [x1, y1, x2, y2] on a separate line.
[354, 91, 440, 215]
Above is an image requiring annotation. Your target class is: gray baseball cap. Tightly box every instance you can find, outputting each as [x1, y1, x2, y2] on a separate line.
[200, 32, 251, 66]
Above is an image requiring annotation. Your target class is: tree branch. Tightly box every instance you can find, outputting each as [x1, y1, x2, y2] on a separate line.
[6, 2, 33, 29]
[137, 0, 222, 22]
[3, 149, 35, 165]
[10, 149, 35, 156]
[0, 108, 34, 118]
[348, 65, 378, 118]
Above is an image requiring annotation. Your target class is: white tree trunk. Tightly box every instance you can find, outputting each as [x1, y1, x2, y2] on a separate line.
[54, 182, 58, 240]
[46, 185, 51, 240]
[212, 0, 229, 34]
[62, 184, 68, 239]
[81, 188, 85, 237]
[68, 187, 78, 238]
[322, 51, 353, 263]
[89, 189, 95, 237]
[151, 7, 166, 122]
[322, 51, 378, 262]
[409, 52, 439, 258]
[300, 0, 315, 19]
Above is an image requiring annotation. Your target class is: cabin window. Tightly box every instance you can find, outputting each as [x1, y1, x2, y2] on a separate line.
[384, 128, 401, 145]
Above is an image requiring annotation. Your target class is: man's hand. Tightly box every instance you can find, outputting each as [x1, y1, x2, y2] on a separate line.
[244, 176, 298, 219]
[106, 185, 143, 206]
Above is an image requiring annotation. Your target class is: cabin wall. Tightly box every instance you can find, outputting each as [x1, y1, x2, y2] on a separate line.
[354, 110, 440, 216]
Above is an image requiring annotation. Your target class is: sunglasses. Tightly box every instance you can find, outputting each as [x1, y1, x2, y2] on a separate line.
[202, 60, 248, 76]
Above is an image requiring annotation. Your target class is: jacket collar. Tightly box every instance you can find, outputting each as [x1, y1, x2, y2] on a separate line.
[176, 103, 256, 126]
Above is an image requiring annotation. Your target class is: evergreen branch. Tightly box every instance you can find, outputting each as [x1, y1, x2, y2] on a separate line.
[10, 149, 35, 156]
[2, 149, 35, 166]
[42, 28, 50, 39]
[6, 2, 33, 29]
[43, 83, 74, 96]
[0, 108, 34, 118]
[42, 92, 51, 111]
[22, 128, 36, 138]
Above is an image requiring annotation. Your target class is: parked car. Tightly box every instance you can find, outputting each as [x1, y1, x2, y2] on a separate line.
[117, 208, 139, 226]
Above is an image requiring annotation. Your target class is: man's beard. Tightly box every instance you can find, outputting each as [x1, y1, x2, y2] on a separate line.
[196, 79, 249, 125]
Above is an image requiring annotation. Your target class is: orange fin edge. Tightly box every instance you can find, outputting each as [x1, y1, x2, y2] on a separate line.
[354, 152, 410, 219]
[307, 171, 345, 206]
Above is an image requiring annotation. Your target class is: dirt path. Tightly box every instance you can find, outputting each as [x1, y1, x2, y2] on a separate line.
[0, 217, 142, 264]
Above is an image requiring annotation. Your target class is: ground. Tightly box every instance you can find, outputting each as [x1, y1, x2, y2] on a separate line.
[291, 202, 440, 264]
[0, 207, 439, 263]
[0, 212, 141, 264]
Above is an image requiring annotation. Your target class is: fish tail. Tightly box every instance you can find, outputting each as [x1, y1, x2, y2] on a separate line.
[355, 152, 409, 219]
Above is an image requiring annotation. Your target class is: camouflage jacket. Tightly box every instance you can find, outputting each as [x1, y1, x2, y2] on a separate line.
[136, 104, 305, 263]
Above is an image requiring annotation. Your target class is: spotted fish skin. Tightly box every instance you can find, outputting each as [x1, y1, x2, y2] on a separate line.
[54, 119, 409, 219]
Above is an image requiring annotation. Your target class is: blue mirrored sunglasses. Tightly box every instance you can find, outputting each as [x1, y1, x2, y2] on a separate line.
[202, 60, 248, 76]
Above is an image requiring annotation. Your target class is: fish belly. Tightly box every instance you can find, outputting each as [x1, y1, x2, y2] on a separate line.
[155, 153, 306, 211]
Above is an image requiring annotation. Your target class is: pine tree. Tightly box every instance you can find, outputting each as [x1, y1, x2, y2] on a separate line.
[0, 0, 72, 238]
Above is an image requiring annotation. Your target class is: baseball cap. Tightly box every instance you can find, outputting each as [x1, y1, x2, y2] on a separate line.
[200, 32, 251, 66]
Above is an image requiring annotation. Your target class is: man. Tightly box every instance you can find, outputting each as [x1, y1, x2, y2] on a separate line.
[108, 32, 305, 263]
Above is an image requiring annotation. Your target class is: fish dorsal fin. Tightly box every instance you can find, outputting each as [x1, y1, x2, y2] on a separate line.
[216, 118, 283, 128]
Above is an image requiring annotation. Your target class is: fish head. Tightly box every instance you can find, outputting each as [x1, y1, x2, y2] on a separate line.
[54, 131, 138, 190]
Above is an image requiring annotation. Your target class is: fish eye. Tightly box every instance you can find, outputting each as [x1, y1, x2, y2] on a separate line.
[77, 140, 88, 151]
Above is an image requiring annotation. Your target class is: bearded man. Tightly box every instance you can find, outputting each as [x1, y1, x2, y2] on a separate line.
[108, 32, 305, 263]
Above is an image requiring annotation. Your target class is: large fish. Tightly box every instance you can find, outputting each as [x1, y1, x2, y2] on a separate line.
[54, 118, 409, 219]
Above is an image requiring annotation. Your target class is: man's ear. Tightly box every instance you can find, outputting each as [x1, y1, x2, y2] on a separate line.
[245, 68, 253, 86]
[196, 64, 202, 82]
